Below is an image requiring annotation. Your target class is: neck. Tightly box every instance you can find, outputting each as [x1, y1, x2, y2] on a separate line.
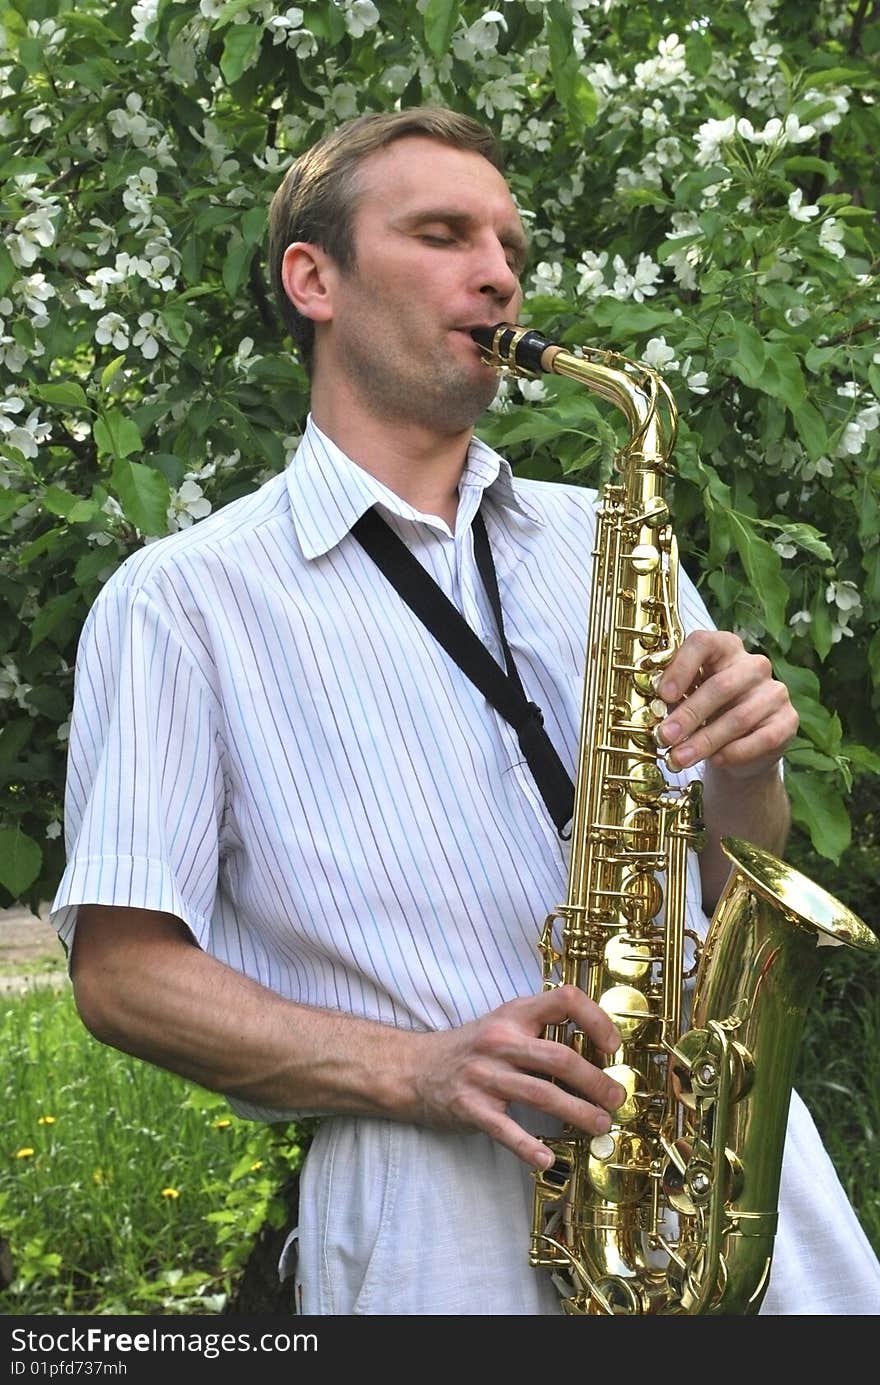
[310, 380, 472, 529]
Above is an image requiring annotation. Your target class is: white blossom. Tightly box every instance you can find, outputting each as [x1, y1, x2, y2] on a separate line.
[528, 261, 563, 297]
[643, 336, 678, 370]
[789, 609, 812, 636]
[633, 32, 689, 92]
[518, 378, 547, 402]
[7, 205, 58, 269]
[610, 252, 662, 303]
[694, 115, 736, 167]
[341, 0, 380, 37]
[77, 265, 126, 311]
[132, 312, 164, 360]
[122, 166, 159, 232]
[107, 94, 161, 149]
[45, 819, 62, 840]
[685, 368, 710, 395]
[167, 477, 212, 531]
[487, 376, 512, 414]
[95, 313, 130, 351]
[788, 188, 819, 222]
[819, 217, 846, 259]
[453, 10, 508, 61]
[13, 273, 55, 326]
[772, 536, 797, 559]
[130, 0, 159, 44]
[268, 9, 318, 57]
[232, 337, 263, 373]
[0, 394, 50, 459]
[826, 580, 861, 614]
[0, 656, 32, 709]
[576, 249, 608, 298]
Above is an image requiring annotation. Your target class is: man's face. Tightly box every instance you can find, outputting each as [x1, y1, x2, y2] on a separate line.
[318, 136, 528, 434]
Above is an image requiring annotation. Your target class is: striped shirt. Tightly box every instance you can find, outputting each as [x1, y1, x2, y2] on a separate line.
[52, 416, 711, 1119]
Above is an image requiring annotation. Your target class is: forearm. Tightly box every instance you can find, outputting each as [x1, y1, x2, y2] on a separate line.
[698, 763, 791, 913]
[71, 906, 423, 1120]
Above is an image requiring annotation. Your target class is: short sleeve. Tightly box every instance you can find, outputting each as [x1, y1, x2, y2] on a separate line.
[50, 576, 227, 955]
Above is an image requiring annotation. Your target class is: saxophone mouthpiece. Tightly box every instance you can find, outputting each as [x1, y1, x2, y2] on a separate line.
[470, 323, 558, 376]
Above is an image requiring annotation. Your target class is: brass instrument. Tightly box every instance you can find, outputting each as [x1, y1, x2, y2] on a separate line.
[471, 322, 880, 1315]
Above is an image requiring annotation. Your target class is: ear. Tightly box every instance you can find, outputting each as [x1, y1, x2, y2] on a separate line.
[280, 242, 337, 323]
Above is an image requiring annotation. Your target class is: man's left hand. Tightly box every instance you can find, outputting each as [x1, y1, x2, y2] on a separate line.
[655, 630, 798, 779]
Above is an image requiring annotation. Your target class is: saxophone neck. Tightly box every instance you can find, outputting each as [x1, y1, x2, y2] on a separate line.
[470, 321, 678, 470]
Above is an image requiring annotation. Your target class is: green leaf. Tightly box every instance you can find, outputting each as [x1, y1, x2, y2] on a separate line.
[29, 589, 81, 651]
[0, 719, 32, 770]
[74, 549, 118, 589]
[101, 356, 126, 391]
[547, 0, 597, 132]
[846, 743, 880, 774]
[792, 399, 829, 461]
[809, 585, 833, 662]
[161, 303, 193, 349]
[18, 36, 44, 74]
[219, 24, 262, 85]
[786, 771, 851, 863]
[728, 513, 788, 635]
[111, 459, 170, 536]
[222, 234, 257, 297]
[719, 321, 766, 390]
[0, 490, 30, 523]
[41, 485, 79, 518]
[241, 205, 267, 245]
[423, 0, 458, 58]
[761, 346, 805, 406]
[0, 243, 17, 296]
[769, 521, 832, 561]
[26, 684, 70, 721]
[94, 411, 143, 460]
[0, 827, 42, 898]
[32, 381, 89, 410]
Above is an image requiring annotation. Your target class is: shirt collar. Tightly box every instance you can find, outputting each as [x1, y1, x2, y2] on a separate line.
[286, 415, 543, 560]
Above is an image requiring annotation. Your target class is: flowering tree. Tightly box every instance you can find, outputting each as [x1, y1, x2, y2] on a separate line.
[1, 0, 878, 909]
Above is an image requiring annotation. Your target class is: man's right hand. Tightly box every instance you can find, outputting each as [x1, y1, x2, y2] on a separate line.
[405, 985, 626, 1170]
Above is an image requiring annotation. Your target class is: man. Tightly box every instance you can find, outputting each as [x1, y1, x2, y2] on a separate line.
[51, 107, 880, 1315]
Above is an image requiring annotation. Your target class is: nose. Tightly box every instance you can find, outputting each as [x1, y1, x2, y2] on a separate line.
[475, 235, 521, 309]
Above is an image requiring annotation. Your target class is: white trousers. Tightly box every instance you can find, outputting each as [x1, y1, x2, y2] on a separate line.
[287, 1089, 880, 1315]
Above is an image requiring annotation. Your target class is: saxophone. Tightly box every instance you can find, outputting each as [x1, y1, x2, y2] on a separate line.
[471, 322, 880, 1315]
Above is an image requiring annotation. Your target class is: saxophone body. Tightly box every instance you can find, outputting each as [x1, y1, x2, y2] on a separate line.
[472, 323, 880, 1315]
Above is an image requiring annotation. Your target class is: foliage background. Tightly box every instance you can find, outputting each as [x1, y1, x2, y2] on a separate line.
[1, 0, 878, 921]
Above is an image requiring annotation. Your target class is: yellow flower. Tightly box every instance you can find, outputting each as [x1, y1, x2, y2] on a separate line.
[92, 1169, 105, 1186]
[161, 1187, 180, 1199]
[250, 1161, 263, 1172]
[213, 1119, 231, 1131]
[15, 1148, 35, 1159]
[37, 1115, 57, 1126]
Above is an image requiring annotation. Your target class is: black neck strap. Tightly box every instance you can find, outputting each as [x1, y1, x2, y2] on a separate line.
[351, 507, 574, 838]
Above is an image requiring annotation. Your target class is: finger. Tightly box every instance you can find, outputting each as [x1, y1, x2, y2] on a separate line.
[505, 1070, 624, 1137]
[664, 684, 792, 770]
[478, 1106, 563, 1172]
[708, 704, 799, 770]
[657, 630, 742, 703]
[529, 983, 622, 1053]
[657, 654, 773, 748]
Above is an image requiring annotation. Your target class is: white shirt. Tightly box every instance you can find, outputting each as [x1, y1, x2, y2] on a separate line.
[52, 417, 712, 1094]
[51, 417, 880, 1314]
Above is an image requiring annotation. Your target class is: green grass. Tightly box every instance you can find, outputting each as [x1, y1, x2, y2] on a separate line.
[0, 982, 305, 1315]
[1, 947, 877, 1315]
